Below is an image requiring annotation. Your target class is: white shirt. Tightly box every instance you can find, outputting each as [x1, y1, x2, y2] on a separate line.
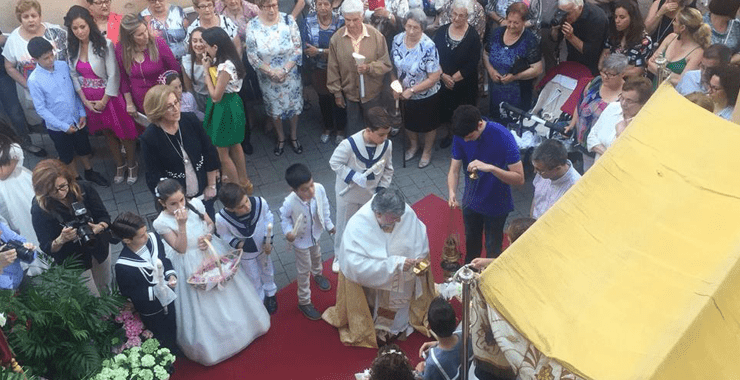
[587, 101, 624, 161]
[531, 160, 581, 219]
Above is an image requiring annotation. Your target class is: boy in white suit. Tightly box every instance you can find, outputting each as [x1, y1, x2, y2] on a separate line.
[279, 164, 335, 320]
[216, 183, 278, 315]
[329, 107, 394, 273]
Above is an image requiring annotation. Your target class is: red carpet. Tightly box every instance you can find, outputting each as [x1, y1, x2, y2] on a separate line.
[171, 194, 468, 380]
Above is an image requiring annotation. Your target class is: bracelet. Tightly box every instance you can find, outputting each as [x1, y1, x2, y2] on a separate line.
[207, 184, 216, 190]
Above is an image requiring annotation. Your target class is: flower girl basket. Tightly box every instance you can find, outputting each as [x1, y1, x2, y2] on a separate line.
[187, 239, 243, 291]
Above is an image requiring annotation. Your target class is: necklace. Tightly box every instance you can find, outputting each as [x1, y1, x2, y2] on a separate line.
[164, 126, 190, 165]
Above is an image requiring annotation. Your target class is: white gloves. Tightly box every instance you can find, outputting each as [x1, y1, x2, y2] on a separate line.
[352, 172, 368, 188]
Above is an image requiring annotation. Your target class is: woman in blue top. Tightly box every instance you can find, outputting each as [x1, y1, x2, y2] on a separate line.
[392, 9, 442, 169]
[301, 0, 346, 143]
[483, 2, 542, 124]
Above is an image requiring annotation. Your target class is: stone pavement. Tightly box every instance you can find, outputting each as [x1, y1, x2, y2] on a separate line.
[23, 92, 535, 292]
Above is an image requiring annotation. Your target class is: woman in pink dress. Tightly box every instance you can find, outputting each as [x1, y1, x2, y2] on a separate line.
[65, 6, 140, 185]
[116, 14, 180, 118]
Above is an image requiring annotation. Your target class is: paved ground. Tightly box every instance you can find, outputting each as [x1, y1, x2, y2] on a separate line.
[23, 90, 535, 292]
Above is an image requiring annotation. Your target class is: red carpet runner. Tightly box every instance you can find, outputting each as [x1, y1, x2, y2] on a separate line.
[172, 194, 468, 379]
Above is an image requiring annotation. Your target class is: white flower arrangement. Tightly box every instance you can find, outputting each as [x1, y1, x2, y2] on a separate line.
[94, 338, 176, 380]
[0, 313, 5, 327]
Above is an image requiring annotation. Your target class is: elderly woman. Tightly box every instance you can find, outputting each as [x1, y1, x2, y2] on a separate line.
[2, 0, 67, 134]
[438, 0, 486, 39]
[648, 7, 709, 86]
[217, 0, 260, 44]
[587, 76, 653, 161]
[645, 0, 692, 50]
[66, 6, 139, 185]
[140, 85, 220, 219]
[116, 14, 180, 117]
[484, 2, 543, 124]
[186, 0, 241, 53]
[301, 0, 346, 143]
[565, 53, 627, 171]
[31, 159, 112, 296]
[703, 0, 740, 62]
[392, 9, 442, 169]
[706, 64, 740, 120]
[433, 0, 481, 145]
[86, 0, 123, 44]
[246, 0, 304, 156]
[140, 0, 190, 60]
[484, 0, 542, 35]
[600, 0, 652, 78]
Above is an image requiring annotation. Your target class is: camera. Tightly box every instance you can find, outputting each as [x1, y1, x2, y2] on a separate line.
[545, 9, 569, 28]
[0, 240, 35, 263]
[64, 202, 96, 247]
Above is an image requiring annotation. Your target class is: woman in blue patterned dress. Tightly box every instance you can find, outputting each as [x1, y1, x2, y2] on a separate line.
[483, 2, 542, 124]
[301, 0, 346, 143]
[391, 9, 442, 169]
[246, 0, 304, 156]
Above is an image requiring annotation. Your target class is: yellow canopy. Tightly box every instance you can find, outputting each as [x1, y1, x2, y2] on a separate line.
[479, 84, 740, 380]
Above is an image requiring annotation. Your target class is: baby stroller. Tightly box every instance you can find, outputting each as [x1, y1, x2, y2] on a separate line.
[500, 61, 593, 171]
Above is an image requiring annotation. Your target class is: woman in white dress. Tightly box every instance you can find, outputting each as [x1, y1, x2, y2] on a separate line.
[152, 178, 270, 366]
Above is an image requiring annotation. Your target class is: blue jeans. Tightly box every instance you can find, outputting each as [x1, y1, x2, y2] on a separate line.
[0, 70, 31, 143]
[462, 207, 508, 263]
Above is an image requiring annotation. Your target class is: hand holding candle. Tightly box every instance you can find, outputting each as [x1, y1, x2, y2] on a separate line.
[352, 52, 366, 99]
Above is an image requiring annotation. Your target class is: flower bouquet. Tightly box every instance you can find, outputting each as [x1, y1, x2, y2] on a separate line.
[112, 304, 154, 353]
[94, 338, 176, 380]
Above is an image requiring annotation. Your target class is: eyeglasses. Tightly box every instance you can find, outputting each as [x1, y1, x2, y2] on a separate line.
[451, 11, 468, 20]
[600, 70, 619, 79]
[618, 94, 640, 106]
[93, 0, 111, 5]
[148, 0, 164, 3]
[260, 3, 279, 10]
[196, 2, 215, 9]
[166, 99, 181, 111]
[55, 182, 69, 193]
[707, 83, 723, 93]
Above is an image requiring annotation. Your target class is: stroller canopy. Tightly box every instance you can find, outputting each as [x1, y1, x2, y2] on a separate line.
[479, 84, 740, 380]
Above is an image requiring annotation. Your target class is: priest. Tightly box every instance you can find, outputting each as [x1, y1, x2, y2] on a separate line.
[322, 188, 436, 348]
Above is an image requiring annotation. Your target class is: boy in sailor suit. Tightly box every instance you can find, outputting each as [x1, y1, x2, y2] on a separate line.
[216, 183, 278, 315]
[279, 164, 335, 320]
[111, 212, 178, 352]
[329, 106, 394, 273]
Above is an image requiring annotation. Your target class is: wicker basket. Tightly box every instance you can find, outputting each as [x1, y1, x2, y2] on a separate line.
[187, 239, 243, 291]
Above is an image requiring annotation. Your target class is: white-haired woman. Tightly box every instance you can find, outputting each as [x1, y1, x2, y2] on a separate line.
[433, 0, 481, 134]
[392, 9, 442, 168]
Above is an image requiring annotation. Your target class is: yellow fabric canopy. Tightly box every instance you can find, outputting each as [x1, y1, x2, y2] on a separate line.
[479, 84, 740, 380]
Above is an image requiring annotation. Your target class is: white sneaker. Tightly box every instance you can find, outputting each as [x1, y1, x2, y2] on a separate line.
[332, 259, 339, 273]
[320, 133, 330, 143]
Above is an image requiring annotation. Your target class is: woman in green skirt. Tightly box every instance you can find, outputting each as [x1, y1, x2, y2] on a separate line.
[201, 27, 251, 190]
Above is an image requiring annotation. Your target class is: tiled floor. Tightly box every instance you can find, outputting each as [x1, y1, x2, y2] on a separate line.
[23, 92, 535, 291]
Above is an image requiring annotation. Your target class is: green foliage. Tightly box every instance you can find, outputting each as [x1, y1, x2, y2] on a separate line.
[0, 259, 126, 380]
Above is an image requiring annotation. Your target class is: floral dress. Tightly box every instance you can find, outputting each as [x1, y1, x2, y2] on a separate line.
[486, 27, 541, 122]
[604, 33, 653, 69]
[245, 14, 303, 119]
[575, 76, 609, 148]
[141, 5, 189, 59]
[216, 0, 260, 44]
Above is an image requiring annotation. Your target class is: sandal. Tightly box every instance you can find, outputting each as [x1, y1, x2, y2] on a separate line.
[274, 140, 285, 156]
[114, 165, 126, 184]
[290, 139, 303, 154]
[127, 163, 139, 185]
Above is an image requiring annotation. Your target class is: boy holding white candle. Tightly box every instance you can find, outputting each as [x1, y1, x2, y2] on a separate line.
[216, 183, 278, 315]
[279, 164, 335, 320]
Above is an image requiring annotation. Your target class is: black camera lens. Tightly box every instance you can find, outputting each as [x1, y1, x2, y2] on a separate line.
[1, 240, 35, 263]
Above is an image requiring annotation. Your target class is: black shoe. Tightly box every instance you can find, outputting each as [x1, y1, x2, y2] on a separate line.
[84, 169, 110, 187]
[440, 135, 453, 149]
[314, 274, 331, 291]
[298, 303, 322, 320]
[290, 139, 303, 154]
[263, 295, 278, 315]
[242, 140, 254, 155]
[23, 143, 47, 157]
[274, 140, 285, 156]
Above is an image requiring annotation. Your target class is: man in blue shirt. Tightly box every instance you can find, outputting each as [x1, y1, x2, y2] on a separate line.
[447, 105, 523, 263]
[675, 44, 732, 96]
[26, 37, 108, 186]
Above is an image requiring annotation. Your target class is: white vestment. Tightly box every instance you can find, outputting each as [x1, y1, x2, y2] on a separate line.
[339, 198, 428, 335]
[330, 130, 394, 258]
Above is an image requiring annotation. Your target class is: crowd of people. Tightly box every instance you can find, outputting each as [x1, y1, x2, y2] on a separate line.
[1, 0, 739, 376]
